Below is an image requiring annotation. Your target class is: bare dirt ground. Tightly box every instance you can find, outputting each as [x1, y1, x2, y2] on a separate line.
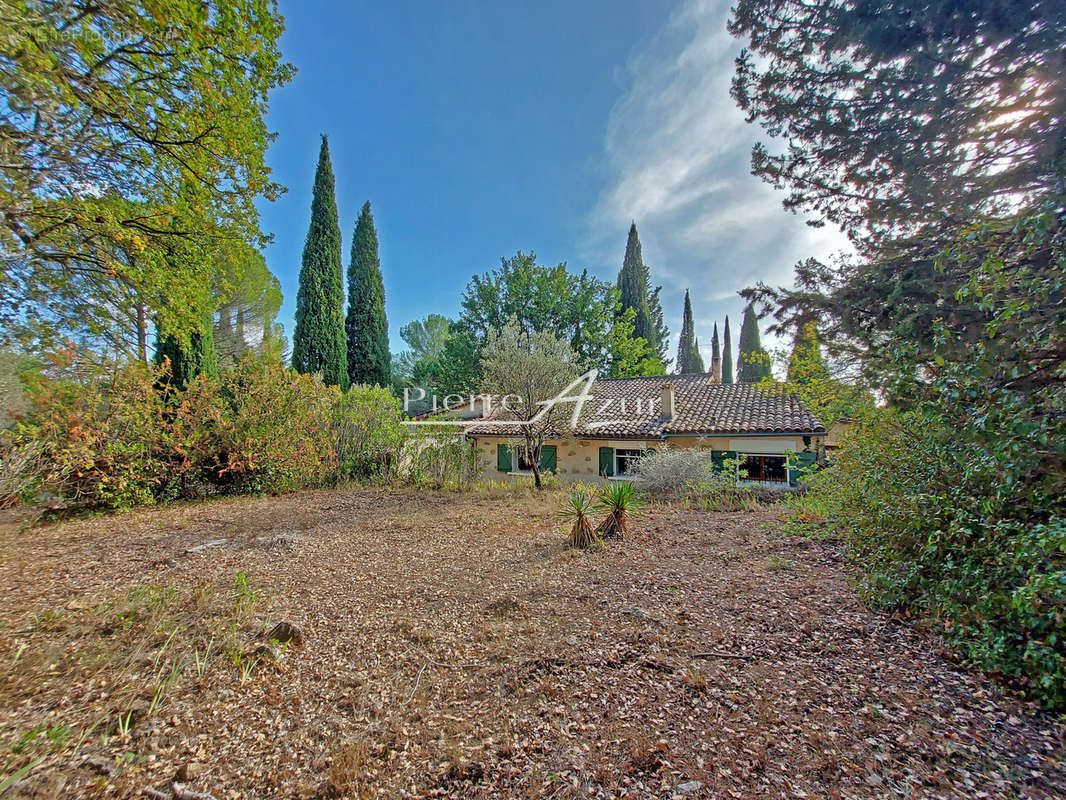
[0, 487, 1063, 799]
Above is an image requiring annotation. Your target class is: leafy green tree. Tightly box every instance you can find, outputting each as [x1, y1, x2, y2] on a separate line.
[606, 308, 660, 378]
[154, 315, 218, 392]
[737, 305, 771, 383]
[480, 317, 580, 490]
[393, 314, 452, 385]
[345, 202, 390, 387]
[293, 137, 348, 389]
[722, 316, 734, 384]
[426, 327, 481, 398]
[0, 1, 293, 349]
[460, 252, 616, 371]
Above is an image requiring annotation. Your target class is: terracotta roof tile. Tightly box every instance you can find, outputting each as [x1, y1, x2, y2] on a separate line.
[466, 375, 825, 438]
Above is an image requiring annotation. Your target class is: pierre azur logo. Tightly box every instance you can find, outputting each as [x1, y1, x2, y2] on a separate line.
[404, 370, 661, 430]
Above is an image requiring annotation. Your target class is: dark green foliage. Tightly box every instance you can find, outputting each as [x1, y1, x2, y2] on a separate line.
[647, 286, 669, 365]
[710, 323, 722, 380]
[675, 290, 704, 373]
[737, 305, 771, 383]
[722, 316, 734, 384]
[618, 224, 653, 344]
[345, 202, 390, 387]
[729, 0, 1065, 246]
[733, 0, 1066, 707]
[293, 137, 348, 389]
[460, 251, 619, 373]
[616, 224, 668, 364]
[426, 326, 481, 398]
[690, 337, 704, 373]
[154, 316, 218, 392]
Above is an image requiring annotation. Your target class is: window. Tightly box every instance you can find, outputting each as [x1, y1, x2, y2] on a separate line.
[739, 454, 787, 483]
[614, 448, 645, 477]
[515, 447, 536, 473]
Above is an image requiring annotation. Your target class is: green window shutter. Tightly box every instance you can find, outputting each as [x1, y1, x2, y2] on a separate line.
[539, 445, 557, 473]
[598, 446, 614, 477]
[496, 444, 512, 473]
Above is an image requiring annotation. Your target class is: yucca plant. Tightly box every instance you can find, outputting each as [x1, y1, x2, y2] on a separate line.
[558, 490, 599, 549]
[593, 481, 645, 539]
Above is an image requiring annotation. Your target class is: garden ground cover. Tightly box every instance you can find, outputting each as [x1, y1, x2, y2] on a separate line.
[0, 488, 1062, 799]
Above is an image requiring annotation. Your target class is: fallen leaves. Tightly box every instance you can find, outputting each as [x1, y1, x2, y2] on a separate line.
[0, 489, 1063, 798]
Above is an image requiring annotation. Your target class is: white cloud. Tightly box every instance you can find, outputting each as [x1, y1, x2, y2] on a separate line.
[583, 0, 851, 363]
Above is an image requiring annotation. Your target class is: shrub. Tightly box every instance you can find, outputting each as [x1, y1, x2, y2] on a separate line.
[13, 354, 340, 508]
[13, 361, 174, 510]
[628, 446, 715, 495]
[400, 428, 481, 490]
[0, 438, 42, 508]
[177, 357, 337, 495]
[331, 384, 405, 481]
[790, 407, 1066, 708]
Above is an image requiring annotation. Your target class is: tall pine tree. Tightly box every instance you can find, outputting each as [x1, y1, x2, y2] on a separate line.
[616, 223, 668, 365]
[618, 223, 653, 341]
[722, 315, 734, 384]
[293, 136, 348, 388]
[737, 303, 772, 383]
[345, 201, 390, 386]
[691, 336, 705, 373]
[675, 290, 704, 373]
[710, 321, 722, 381]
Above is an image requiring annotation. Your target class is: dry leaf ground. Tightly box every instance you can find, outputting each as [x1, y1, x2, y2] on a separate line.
[0, 487, 1063, 799]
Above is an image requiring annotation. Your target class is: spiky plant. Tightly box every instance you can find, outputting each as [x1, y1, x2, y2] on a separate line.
[558, 490, 599, 549]
[594, 481, 646, 539]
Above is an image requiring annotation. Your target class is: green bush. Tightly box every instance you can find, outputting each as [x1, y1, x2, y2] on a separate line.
[400, 428, 481, 490]
[331, 384, 405, 481]
[792, 406, 1066, 708]
[177, 357, 337, 495]
[13, 355, 340, 508]
[13, 361, 173, 509]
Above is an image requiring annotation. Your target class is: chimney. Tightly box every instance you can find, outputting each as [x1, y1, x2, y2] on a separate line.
[661, 383, 675, 421]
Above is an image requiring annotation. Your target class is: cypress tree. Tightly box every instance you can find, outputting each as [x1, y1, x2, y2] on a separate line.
[647, 285, 669, 364]
[710, 321, 722, 381]
[676, 289, 694, 372]
[618, 223, 653, 343]
[722, 316, 734, 384]
[345, 201, 390, 386]
[154, 313, 218, 391]
[675, 290, 705, 373]
[293, 136, 348, 388]
[690, 336, 705, 373]
[737, 304, 772, 383]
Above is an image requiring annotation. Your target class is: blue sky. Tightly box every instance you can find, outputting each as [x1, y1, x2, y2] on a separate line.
[258, 0, 848, 367]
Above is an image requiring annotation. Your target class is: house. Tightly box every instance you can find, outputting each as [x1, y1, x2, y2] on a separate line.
[464, 374, 826, 487]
